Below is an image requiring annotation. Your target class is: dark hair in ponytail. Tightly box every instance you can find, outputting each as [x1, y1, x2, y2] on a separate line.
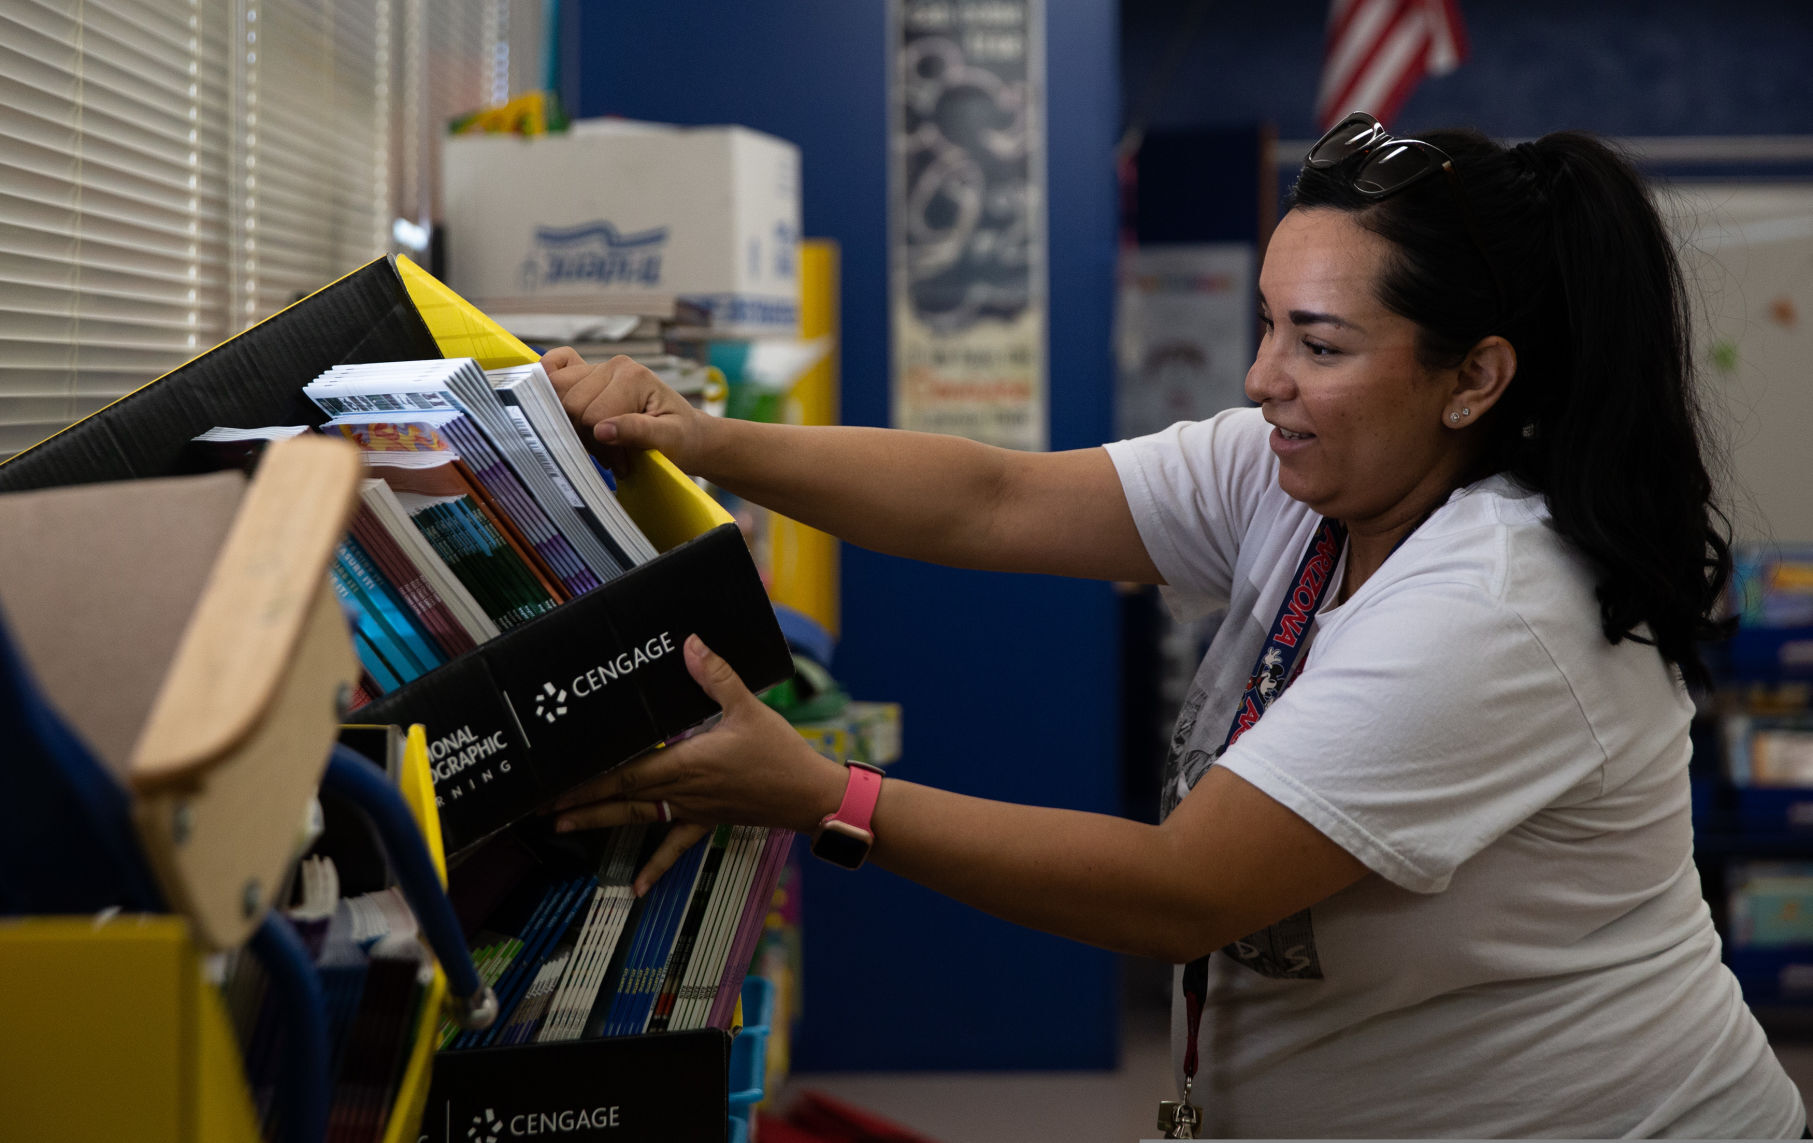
[1290, 128, 1732, 689]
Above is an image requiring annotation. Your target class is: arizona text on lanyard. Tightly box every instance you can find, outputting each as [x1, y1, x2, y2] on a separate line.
[1159, 516, 1346, 1140]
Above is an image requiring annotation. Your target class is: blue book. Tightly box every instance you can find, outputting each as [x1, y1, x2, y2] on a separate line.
[602, 874, 670, 1037]
[338, 537, 445, 676]
[329, 563, 405, 691]
[480, 878, 580, 1044]
[478, 876, 594, 1048]
[331, 547, 433, 682]
[607, 842, 705, 1036]
[597, 890, 659, 1038]
[629, 843, 710, 1035]
[590, 455, 617, 492]
[350, 629, 403, 694]
[453, 882, 563, 1050]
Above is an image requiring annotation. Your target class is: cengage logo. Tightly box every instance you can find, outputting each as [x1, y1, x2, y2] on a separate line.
[534, 682, 568, 724]
[467, 1108, 502, 1143]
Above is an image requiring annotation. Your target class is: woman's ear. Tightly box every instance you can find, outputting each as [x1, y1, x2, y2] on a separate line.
[1445, 336, 1517, 427]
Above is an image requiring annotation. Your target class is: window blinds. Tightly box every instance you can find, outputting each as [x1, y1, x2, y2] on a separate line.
[0, 0, 539, 461]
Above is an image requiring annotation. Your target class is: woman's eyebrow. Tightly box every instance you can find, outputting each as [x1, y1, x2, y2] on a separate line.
[1289, 308, 1366, 334]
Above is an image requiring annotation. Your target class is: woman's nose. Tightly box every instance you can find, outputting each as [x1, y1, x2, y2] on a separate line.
[1245, 341, 1292, 405]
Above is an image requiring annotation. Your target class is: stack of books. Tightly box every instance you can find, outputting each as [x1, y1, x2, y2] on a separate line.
[429, 822, 793, 1049]
[195, 357, 659, 705]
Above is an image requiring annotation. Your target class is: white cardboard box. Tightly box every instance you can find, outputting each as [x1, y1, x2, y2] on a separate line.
[442, 121, 801, 335]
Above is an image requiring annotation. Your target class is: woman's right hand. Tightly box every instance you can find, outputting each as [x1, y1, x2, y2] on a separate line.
[541, 346, 715, 474]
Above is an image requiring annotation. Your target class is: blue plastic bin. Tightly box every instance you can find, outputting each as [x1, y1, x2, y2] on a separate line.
[728, 975, 778, 1133]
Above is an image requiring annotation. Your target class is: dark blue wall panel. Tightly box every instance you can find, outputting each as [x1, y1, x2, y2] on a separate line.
[1122, 0, 1813, 140]
[570, 0, 1122, 1070]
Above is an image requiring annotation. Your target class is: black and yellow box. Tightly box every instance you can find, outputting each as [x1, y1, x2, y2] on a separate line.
[0, 255, 794, 854]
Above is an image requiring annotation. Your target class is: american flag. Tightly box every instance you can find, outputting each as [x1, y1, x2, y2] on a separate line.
[1315, 0, 1468, 132]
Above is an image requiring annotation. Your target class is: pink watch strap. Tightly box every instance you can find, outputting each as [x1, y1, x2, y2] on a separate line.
[823, 763, 883, 832]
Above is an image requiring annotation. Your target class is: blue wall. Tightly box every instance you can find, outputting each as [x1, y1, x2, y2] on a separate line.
[569, 0, 1123, 1070]
[1122, 0, 1813, 140]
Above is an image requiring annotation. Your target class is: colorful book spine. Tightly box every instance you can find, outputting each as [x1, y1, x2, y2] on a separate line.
[492, 382, 640, 570]
[448, 497, 559, 628]
[339, 537, 446, 677]
[646, 826, 730, 1033]
[535, 887, 610, 1044]
[500, 953, 570, 1045]
[673, 826, 760, 1031]
[329, 558, 412, 690]
[441, 420, 599, 597]
[410, 497, 554, 631]
[348, 505, 477, 659]
[707, 830, 795, 1031]
[410, 501, 509, 628]
[541, 828, 643, 1044]
[609, 840, 708, 1037]
[583, 893, 650, 1039]
[452, 891, 561, 1052]
[474, 876, 594, 1049]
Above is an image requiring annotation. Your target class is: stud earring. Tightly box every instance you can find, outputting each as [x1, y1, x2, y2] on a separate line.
[1449, 412, 1460, 423]
[1461, 407, 1471, 417]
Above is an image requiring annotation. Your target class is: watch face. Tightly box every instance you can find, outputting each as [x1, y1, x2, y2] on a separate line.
[811, 822, 871, 869]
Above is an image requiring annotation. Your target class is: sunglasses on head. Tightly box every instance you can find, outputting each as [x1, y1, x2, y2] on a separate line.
[1305, 111, 1456, 199]
[1303, 110, 1508, 317]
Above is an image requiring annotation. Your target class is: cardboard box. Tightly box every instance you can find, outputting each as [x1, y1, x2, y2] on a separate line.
[444, 122, 801, 336]
[0, 256, 795, 855]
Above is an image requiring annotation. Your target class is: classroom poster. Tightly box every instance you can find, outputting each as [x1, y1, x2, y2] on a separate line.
[890, 0, 1048, 450]
[1115, 243, 1256, 439]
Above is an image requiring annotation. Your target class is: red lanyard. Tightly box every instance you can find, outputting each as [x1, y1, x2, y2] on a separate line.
[1168, 518, 1345, 1136]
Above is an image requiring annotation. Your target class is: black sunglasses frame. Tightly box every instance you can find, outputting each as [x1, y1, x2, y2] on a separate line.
[1302, 111, 1509, 321]
[1305, 111, 1457, 200]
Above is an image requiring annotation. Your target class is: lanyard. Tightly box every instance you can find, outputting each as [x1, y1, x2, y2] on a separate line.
[1164, 516, 1346, 1138]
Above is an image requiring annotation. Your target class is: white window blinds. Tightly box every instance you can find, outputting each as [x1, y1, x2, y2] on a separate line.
[0, 0, 542, 460]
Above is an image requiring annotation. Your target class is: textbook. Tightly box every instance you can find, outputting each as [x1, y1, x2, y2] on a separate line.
[488, 362, 659, 566]
[356, 478, 500, 646]
[305, 358, 646, 581]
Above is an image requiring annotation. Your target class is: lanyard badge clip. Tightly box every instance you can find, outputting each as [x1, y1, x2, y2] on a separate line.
[1158, 1076, 1202, 1138]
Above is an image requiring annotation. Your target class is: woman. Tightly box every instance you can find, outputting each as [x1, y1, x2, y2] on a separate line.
[541, 115, 1804, 1137]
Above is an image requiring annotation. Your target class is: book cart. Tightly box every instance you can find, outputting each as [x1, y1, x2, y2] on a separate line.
[0, 434, 474, 1141]
[0, 256, 797, 1142]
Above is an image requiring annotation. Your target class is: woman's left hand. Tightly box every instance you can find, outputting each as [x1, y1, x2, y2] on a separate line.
[550, 634, 848, 894]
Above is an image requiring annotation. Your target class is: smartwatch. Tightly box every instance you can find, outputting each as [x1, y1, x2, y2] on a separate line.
[810, 760, 885, 869]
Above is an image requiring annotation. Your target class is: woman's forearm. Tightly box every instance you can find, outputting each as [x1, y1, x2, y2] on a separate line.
[548, 351, 1158, 581]
[548, 638, 1366, 960]
[691, 418, 1162, 582]
[694, 418, 1019, 569]
[865, 779, 1220, 963]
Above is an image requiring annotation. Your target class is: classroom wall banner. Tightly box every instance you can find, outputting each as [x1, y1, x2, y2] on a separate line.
[1115, 243, 1256, 439]
[890, 0, 1048, 451]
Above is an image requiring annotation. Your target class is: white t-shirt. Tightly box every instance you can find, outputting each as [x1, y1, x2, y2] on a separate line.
[1105, 406, 1804, 1139]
